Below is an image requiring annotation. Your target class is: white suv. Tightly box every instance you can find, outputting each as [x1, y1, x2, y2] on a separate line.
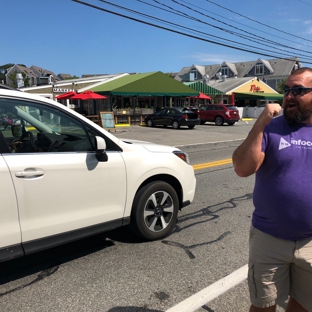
[0, 90, 196, 262]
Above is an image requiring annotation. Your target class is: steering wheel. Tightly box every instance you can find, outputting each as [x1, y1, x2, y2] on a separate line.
[18, 131, 35, 152]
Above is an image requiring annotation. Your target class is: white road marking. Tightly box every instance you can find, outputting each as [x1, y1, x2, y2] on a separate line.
[165, 264, 248, 312]
[174, 138, 245, 148]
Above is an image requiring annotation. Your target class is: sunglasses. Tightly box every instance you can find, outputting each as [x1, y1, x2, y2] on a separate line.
[283, 86, 312, 96]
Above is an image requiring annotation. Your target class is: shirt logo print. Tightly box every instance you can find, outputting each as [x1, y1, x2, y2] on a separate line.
[279, 137, 291, 150]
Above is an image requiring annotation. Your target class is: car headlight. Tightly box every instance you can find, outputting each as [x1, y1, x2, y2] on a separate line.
[173, 150, 190, 164]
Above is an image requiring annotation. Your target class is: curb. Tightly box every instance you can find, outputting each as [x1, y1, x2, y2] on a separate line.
[115, 124, 130, 127]
[241, 118, 253, 121]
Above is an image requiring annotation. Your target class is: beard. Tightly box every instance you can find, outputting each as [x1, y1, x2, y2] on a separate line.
[283, 102, 312, 124]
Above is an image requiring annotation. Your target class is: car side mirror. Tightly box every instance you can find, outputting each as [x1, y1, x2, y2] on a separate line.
[12, 125, 23, 137]
[95, 136, 108, 162]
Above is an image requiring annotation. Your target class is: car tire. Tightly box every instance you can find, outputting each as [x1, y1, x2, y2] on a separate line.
[130, 181, 179, 240]
[188, 125, 195, 129]
[227, 122, 235, 125]
[215, 116, 224, 126]
[172, 120, 180, 129]
[146, 119, 153, 127]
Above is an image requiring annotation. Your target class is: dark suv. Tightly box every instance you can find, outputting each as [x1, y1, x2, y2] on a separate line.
[197, 104, 240, 126]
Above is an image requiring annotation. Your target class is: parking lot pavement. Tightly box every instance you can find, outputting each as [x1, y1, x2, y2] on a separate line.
[112, 122, 255, 147]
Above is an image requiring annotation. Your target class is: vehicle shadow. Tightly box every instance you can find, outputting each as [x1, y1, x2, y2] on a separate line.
[199, 122, 236, 126]
[0, 232, 113, 284]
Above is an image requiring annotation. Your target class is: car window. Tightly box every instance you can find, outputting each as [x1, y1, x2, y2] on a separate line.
[225, 105, 238, 110]
[158, 108, 166, 114]
[199, 106, 208, 111]
[0, 98, 95, 153]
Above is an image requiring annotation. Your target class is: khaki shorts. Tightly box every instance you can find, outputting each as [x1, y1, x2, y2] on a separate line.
[248, 225, 312, 310]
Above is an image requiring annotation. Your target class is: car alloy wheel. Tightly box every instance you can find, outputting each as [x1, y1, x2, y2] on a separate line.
[130, 181, 179, 240]
[146, 119, 153, 127]
[172, 120, 180, 129]
[215, 116, 224, 126]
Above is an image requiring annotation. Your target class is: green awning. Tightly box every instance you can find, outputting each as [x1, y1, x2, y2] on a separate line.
[90, 72, 199, 97]
[183, 81, 223, 95]
[233, 92, 284, 100]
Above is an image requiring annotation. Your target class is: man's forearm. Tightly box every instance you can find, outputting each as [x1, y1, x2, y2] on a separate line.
[232, 124, 265, 177]
[232, 104, 281, 177]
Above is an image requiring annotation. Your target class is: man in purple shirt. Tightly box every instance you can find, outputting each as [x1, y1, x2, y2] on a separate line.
[232, 67, 312, 312]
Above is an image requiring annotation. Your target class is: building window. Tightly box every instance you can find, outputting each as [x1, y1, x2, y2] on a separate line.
[255, 64, 264, 75]
[221, 68, 228, 76]
[190, 70, 197, 79]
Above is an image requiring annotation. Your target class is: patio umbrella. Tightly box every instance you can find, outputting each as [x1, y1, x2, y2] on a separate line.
[193, 92, 212, 100]
[56, 91, 77, 100]
[71, 90, 108, 116]
[71, 90, 107, 100]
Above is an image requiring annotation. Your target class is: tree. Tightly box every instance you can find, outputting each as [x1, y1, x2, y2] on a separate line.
[165, 72, 175, 78]
[7, 71, 29, 88]
[277, 78, 286, 94]
[64, 75, 80, 80]
[0, 63, 14, 84]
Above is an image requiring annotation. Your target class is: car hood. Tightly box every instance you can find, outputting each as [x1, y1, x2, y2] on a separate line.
[119, 138, 179, 152]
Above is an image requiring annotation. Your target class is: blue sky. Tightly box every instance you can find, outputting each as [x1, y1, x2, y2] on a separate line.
[2, 0, 312, 77]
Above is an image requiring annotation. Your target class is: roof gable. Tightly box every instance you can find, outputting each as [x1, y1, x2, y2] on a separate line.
[246, 58, 274, 76]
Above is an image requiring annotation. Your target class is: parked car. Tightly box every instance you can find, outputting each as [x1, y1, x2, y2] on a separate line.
[183, 106, 199, 112]
[0, 89, 196, 262]
[145, 107, 200, 129]
[198, 104, 240, 126]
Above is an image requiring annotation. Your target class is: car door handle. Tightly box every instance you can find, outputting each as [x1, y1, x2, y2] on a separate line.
[15, 168, 44, 178]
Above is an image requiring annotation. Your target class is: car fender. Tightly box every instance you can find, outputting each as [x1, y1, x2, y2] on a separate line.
[118, 145, 196, 218]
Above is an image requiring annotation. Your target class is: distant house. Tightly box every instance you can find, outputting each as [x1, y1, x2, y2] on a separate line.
[174, 57, 301, 91]
[5, 64, 37, 88]
[30, 65, 58, 85]
[5, 64, 73, 88]
[57, 73, 72, 80]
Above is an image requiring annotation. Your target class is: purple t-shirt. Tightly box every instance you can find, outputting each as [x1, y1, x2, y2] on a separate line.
[253, 115, 312, 240]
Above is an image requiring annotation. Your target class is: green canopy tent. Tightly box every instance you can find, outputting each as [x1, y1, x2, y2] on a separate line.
[233, 92, 284, 100]
[91, 71, 199, 97]
[90, 71, 199, 111]
[183, 81, 223, 96]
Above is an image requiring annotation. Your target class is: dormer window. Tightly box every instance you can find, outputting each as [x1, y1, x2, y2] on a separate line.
[190, 69, 197, 79]
[221, 68, 228, 76]
[255, 64, 264, 75]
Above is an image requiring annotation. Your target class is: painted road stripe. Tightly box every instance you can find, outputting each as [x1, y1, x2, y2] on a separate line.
[175, 138, 245, 148]
[165, 264, 248, 312]
[193, 158, 232, 170]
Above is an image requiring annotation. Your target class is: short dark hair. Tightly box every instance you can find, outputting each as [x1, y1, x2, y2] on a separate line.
[290, 67, 312, 76]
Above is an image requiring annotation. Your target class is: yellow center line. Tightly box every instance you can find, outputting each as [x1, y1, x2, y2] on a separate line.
[192, 158, 233, 170]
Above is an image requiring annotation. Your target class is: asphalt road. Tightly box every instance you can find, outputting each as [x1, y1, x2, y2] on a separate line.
[0, 121, 286, 312]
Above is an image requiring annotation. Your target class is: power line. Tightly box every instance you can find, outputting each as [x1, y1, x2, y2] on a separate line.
[141, 0, 312, 59]
[71, 0, 312, 64]
[298, 0, 312, 7]
[99, 0, 311, 60]
[204, 0, 312, 44]
[178, 0, 312, 48]
[170, 0, 312, 54]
